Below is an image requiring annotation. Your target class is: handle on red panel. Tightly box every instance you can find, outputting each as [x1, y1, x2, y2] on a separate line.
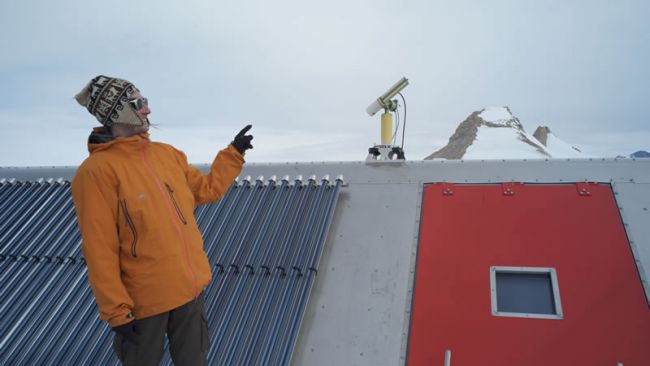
[444, 350, 451, 366]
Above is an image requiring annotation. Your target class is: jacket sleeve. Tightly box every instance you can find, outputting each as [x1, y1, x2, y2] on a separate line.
[71, 164, 135, 327]
[177, 144, 245, 205]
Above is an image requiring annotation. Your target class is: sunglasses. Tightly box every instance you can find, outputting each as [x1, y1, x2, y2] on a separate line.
[128, 97, 148, 110]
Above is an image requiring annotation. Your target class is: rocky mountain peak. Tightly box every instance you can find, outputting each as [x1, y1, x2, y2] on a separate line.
[425, 106, 551, 160]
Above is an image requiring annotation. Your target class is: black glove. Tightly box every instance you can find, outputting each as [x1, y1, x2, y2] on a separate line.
[112, 320, 139, 345]
[231, 125, 253, 154]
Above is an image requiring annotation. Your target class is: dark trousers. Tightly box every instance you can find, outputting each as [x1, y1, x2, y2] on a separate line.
[113, 294, 209, 366]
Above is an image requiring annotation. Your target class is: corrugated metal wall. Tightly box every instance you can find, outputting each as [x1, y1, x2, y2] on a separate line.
[0, 175, 342, 365]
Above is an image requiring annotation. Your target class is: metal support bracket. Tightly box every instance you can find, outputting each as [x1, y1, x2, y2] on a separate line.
[576, 182, 592, 196]
[502, 182, 516, 196]
[442, 183, 454, 196]
[366, 144, 406, 161]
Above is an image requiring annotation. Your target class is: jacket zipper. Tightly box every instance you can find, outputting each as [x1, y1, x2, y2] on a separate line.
[119, 200, 138, 257]
[140, 146, 199, 297]
[164, 183, 188, 225]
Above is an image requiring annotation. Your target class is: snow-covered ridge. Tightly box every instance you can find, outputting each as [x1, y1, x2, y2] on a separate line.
[478, 106, 515, 125]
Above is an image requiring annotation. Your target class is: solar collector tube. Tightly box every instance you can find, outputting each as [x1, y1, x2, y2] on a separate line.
[31, 202, 77, 257]
[0, 182, 32, 229]
[221, 268, 275, 364]
[234, 180, 278, 265]
[216, 267, 260, 364]
[308, 179, 342, 269]
[52, 232, 81, 261]
[212, 179, 253, 265]
[287, 181, 327, 271]
[220, 178, 264, 265]
[271, 268, 313, 366]
[0, 259, 35, 307]
[283, 270, 317, 366]
[24, 195, 76, 256]
[227, 178, 269, 264]
[39, 208, 81, 259]
[0, 182, 52, 249]
[0, 261, 38, 349]
[211, 267, 254, 357]
[0, 262, 67, 363]
[202, 273, 234, 364]
[7, 184, 71, 255]
[207, 270, 240, 333]
[31, 270, 96, 364]
[230, 179, 275, 267]
[195, 183, 237, 252]
[16, 263, 86, 365]
[0, 181, 24, 207]
[59, 231, 82, 259]
[248, 270, 287, 365]
[300, 182, 331, 270]
[263, 270, 301, 366]
[228, 271, 274, 364]
[3, 182, 61, 242]
[206, 269, 237, 328]
[206, 270, 246, 361]
[249, 180, 292, 266]
[6, 261, 79, 362]
[191, 203, 209, 229]
[204, 182, 246, 264]
[253, 179, 296, 268]
[0, 260, 60, 334]
[282, 188, 316, 269]
[239, 269, 281, 365]
[34, 202, 82, 260]
[69, 296, 106, 365]
[85, 325, 117, 366]
[255, 269, 297, 365]
[269, 270, 302, 365]
[0, 180, 14, 201]
[272, 179, 312, 267]
[69, 297, 117, 365]
[243, 179, 287, 266]
[265, 179, 307, 267]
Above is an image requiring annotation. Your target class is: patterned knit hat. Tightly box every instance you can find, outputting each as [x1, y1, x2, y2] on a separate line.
[75, 75, 146, 127]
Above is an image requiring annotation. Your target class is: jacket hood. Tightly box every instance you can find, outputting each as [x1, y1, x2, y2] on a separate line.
[87, 127, 150, 154]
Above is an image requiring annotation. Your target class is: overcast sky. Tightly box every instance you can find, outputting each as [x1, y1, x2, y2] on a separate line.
[1, 0, 648, 167]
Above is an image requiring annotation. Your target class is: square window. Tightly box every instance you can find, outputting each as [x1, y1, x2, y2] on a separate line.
[490, 266, 563, 320]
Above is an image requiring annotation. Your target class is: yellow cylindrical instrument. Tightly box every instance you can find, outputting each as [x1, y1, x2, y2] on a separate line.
[380, 112, 392, 145]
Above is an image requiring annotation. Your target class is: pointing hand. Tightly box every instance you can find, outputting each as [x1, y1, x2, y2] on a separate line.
[231, 125, 253, 154]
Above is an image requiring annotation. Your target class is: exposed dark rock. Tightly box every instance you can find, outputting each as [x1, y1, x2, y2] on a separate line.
[533, 126, 551, 146]
[424, 111, 482, 159]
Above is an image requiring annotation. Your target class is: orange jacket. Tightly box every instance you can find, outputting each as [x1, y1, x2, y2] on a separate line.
[71, 130, 244, 327]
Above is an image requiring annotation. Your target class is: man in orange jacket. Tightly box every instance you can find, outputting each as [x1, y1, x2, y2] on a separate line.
[71, 75, 253, 365]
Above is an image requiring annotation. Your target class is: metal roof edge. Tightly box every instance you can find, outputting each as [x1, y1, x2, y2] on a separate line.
[0, 166, 79, 181]
[2, 159, 649, 183]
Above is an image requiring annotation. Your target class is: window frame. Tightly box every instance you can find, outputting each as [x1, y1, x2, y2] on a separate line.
[490, 266, 564, 320]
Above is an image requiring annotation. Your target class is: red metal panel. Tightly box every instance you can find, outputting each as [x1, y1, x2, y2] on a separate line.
[408, 183, 650, 366]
